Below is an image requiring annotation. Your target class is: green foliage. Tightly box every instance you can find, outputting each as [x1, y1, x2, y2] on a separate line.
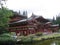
[0, 7, 13, 34]
[35, 32, 42, 36]
[56, 16, 60, 24]
[0, 33, 16, 42]
[0, 26, 9, 34]
[0, 7, 13, 27]
[52, 16, 60, 25]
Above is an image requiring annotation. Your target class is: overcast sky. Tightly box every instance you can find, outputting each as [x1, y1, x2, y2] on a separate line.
[5, 0, 60, 19]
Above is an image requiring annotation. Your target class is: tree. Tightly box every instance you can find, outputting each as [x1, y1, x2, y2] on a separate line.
[0, 0, 13, 34]
[52, 16, 56, 24]
[55, 16, 60, 24]
[0, 8, 13, 34]
[0, 7, 13, 27]
[0, 0, 7, 8]
[23, 11, 27, 18]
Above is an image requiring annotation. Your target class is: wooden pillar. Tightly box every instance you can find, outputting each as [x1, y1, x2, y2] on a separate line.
[27, 30, 29, 35]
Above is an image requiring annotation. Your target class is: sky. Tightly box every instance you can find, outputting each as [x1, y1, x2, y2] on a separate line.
[5, 0, 60, 19]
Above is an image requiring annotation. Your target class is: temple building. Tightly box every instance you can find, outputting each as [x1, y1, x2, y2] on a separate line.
[8, 12, 59, 36]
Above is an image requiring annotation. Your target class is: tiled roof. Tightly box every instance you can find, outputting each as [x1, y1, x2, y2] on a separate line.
[9, 14, 49, 24]
[9, 19, 27, 24]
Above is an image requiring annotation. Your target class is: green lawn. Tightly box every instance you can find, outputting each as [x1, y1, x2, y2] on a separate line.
[17, 33, 60, 42]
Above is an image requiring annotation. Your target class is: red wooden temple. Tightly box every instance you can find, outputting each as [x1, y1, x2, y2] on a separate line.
[9, 13, 59, 36]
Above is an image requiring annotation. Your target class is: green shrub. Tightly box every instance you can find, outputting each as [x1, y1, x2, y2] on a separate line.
[35, 32, 42, 36]
[0, 33, 16, 42]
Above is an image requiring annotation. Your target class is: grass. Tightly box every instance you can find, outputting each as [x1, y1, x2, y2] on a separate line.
[0, 33, 16, 42]
[17, 32, 60, 42]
